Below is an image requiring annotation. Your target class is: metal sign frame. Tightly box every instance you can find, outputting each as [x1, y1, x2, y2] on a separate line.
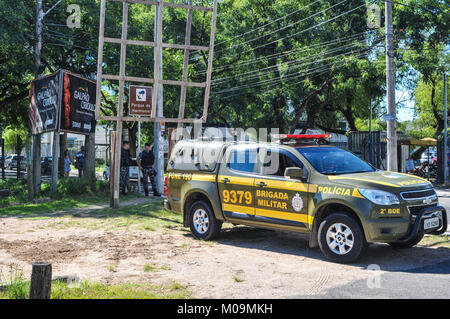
[95, 0, 218, 124]
[95, 0, 217, 208]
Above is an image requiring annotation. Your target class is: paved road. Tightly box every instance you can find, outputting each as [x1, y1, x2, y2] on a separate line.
[292, 190, 450, 299]
[293, 259, 450, 298]
[436, 189, 450, 234]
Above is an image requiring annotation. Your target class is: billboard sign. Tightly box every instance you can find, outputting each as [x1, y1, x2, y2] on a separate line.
[59, 71, 97, 135]
[129, 85, 152, 116]
[29, 72, 61, 135]
[29, 70, 97, 136]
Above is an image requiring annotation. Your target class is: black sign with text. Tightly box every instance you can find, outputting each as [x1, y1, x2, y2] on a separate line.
[29, 72, 61, 135]
[59, 71, 97, 135]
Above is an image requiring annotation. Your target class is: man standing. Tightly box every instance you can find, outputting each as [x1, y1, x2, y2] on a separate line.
[120, 141, 132, 196]
[137, 143, 161, 197]
[75, 146, 85, 178]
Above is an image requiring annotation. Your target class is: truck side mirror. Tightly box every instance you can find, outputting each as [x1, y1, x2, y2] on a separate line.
[284, 167, 304, 181]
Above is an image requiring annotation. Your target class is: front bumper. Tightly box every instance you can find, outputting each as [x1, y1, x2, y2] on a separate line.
[364, 205, 447, 242]
[394, 205, 447, 243]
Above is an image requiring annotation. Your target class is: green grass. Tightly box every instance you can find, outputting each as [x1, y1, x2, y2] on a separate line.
[107, 264, 118, 272]
[144, 264, 171, 272]
[0, 195, 109, 217]
[0, 265, 29, 299]
[0, 280, 191, 299]
[232, 275, 244, 283]
[46, 200, 183, 232]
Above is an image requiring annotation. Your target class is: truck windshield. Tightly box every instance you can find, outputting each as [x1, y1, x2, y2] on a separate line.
[296, 147, 375, 175]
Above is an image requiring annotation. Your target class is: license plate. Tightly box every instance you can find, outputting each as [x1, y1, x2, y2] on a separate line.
[424, 217, 440, 230]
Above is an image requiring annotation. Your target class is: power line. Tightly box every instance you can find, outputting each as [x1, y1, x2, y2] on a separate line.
[190, 0, 364, 61]
[197, 30, 377, 75]
[214, 0, 349, 54]
[212, 50, 370, 95]
[213, 0, 323, 48]
[212, 38, 379, 85]
[378, 0, 442, 14]
[235, 2, 369, 57]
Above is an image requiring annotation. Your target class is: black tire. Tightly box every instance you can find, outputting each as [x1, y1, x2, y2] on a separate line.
[388, 233, 424, 249]
[189, 200, 222, 240]
[318, 213, 368, 263]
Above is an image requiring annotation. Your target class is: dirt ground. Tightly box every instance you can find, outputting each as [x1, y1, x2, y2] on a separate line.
[0, 203, 449, 298]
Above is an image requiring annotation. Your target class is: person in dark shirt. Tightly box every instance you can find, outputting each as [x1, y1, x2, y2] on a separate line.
[120, 141, 132, 195]
[75, 146, 85, 178]
[137, 143, 160, 197]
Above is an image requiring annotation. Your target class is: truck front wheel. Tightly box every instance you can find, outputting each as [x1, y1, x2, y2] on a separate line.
[189, 200, 222, 240]
[318, 213, 368, 263]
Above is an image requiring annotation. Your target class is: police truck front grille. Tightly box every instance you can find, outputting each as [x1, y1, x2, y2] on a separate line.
[400, 189, 436, 200]
[407, 203, 438, 216]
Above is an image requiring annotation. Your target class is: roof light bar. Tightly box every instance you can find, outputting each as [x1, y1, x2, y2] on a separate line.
[272, 134, 331, 141]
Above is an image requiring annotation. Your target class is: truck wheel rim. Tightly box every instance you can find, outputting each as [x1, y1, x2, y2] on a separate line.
[326, 223, 354, 255]
[193, 209, 209, 234]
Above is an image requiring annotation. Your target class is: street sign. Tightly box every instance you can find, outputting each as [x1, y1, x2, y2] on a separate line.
[381, 114, 395, 122]
[129, 85, 153, 116]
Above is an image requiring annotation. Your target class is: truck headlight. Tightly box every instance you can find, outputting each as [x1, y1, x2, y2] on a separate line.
[359, 189, 400, 205]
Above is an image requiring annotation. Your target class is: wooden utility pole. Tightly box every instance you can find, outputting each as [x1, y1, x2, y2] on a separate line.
[50, 132, 59, 194]
[32, 0, 44, 197]
[110, 131, 116, 207]
[85, 132, 96, 190]
[385, 0, 397, 171]
[444, 73, 448, 184]
[154, 0, 164, 196]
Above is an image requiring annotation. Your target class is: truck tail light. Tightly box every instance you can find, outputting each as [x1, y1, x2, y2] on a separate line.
[164, 176, 168, 196]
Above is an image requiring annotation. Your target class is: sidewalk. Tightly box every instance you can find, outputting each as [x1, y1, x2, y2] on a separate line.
[435, 189, 450, 235]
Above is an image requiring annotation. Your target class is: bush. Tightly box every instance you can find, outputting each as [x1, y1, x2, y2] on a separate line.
[57, 178, 110, 196]
[0, 179, 28, 207]
[57, 178, 92, 195]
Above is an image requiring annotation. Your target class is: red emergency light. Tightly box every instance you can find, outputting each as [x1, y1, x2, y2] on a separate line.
[272, 134, 331, 140]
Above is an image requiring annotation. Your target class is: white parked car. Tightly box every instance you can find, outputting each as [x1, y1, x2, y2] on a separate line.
[5, 154, 27, 170]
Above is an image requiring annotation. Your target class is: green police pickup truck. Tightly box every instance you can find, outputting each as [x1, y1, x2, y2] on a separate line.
[164, 134, 447, 263]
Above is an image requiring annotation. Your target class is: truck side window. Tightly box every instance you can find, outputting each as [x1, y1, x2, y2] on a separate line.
[228, 148, 258, 173]
[262, 149, 304, 177]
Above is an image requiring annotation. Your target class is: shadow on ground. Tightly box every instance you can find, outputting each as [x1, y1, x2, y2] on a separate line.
[184, 225, 450, 275]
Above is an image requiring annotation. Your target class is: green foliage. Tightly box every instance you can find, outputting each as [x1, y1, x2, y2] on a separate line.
[0, 265, 29, 299]
[0, 0, 448, 140]
[407, 78, 448, 139]
[57, 178, 110, 196]
[57, 178, 92, 195]
[0, 179, 29, 207]
[2, 125, 29, 152]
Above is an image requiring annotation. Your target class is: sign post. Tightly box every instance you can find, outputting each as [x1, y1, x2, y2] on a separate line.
[29, 70, 97, 195]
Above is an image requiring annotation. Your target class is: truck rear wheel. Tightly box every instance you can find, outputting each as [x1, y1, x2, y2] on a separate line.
[318, 213, 368, 263]
[388, 233, 424, 249]
[189, 200, 222, 240]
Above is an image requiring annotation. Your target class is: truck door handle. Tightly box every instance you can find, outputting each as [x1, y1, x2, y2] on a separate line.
[258, 182, 267, 188]
[221, 178, 230, 184]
